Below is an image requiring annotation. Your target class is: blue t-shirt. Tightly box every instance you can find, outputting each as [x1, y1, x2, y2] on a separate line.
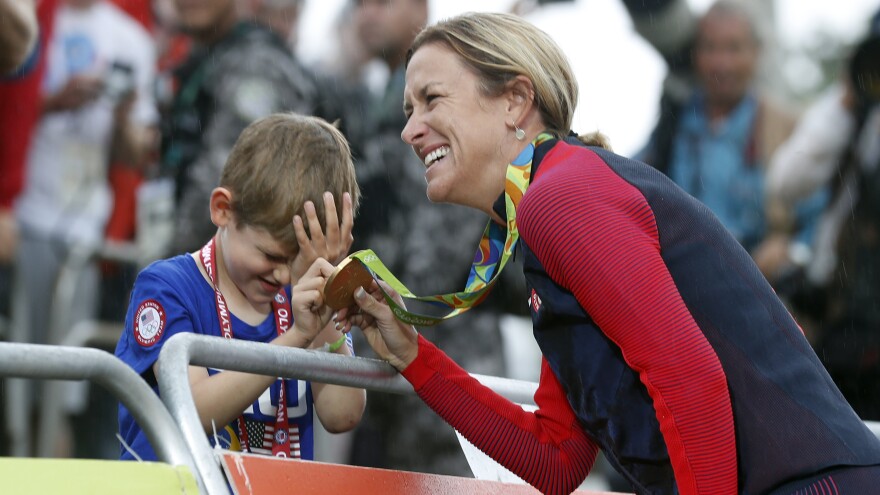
[115, 254, 316, 460]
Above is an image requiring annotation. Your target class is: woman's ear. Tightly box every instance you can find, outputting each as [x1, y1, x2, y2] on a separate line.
[505, 75, 536, 119]
[209, 187, 234, 227]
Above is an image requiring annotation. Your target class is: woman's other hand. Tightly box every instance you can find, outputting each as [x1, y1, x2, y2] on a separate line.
[342, 281, 419, 371]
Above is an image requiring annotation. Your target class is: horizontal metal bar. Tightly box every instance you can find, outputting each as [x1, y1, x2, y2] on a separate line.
[156, 332, 539, 495]
[0, 342, 202, 492]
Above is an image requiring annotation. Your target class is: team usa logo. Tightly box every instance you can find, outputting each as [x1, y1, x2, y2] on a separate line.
[528, 289, 542, 313]
[134, 299, 166, 347]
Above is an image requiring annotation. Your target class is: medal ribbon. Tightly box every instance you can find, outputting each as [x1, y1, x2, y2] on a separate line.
[200, 238, 293, 457]
[348, 133, 553, 326]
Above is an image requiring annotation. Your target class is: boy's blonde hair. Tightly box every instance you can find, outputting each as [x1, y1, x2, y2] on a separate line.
[220, 113, 360, 254]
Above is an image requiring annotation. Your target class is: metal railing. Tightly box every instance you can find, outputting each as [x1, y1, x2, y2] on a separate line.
[156, 332, 538, 495]
[155, 331, 880, 495]
[36, 320, 125, 458]
[0, 342, 202, 492]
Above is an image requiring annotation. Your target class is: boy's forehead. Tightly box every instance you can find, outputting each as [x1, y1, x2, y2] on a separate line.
[242, 223, 295, 256]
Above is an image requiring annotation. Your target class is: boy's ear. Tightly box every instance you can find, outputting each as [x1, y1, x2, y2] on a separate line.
[209, 187, 234, 227]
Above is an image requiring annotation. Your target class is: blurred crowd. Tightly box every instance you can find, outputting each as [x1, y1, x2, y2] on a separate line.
[1, 0, 879, 485]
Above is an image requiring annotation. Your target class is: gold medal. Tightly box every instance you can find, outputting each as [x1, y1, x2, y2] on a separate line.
[323, 257, 374, 310]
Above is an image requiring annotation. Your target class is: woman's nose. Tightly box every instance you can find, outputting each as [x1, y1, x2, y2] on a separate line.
[401, 115, 426, 146]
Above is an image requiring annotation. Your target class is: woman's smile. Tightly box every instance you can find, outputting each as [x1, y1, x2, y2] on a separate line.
[424, 145, 450, 167]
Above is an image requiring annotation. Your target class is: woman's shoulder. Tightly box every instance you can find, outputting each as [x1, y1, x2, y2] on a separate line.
[533, 138, 613, 183]
[526, 138, 658, 216]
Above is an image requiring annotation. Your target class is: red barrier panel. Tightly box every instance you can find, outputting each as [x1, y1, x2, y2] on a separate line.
[219, 452, 629, 495]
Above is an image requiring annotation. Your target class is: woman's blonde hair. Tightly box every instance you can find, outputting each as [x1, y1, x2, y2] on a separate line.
[407, 12, 609, 149]
[220, 113, 360, 254]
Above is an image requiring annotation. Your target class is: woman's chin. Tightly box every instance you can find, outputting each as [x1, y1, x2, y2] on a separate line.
[425, 182, 448, 204]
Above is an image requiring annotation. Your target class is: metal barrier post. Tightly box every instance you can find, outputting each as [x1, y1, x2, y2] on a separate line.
[4, 239, 142, 458]
[36, 320, 124, 458]
[0, 343, 204, 493]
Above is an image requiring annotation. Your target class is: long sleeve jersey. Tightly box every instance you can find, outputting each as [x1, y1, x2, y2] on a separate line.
[401, 137, 880, 495]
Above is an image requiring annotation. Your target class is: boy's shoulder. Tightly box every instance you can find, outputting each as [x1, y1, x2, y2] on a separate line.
[137, 253, 201, 287]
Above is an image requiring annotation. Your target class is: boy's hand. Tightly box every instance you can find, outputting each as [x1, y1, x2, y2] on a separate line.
[291, 192, 354, 282]
[308, 320, 348, 352]
[289, 257, 337, 344]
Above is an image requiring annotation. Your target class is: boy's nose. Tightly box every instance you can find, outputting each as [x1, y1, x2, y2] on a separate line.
[274, 264, 290, 286]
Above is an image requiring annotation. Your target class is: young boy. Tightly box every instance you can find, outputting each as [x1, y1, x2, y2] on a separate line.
[115, 113, 365, 461]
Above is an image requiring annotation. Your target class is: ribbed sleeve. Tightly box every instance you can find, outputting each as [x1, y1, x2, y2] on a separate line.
[402, 334, 598, 495]
[518, 144, 738, 495]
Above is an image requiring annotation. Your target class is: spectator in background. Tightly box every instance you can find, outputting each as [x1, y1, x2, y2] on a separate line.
[161, 0, 319, 254]
[309, 2, 380, 160]
[100, 0, 158, 304]
[152, 0, 191, 121]
[634, 0, 824, 285]
[6, 0, 156, 456]
[345, 0, 516, 477]
[766, 11, 880, 419]
[0, 0, 56, 283]
[243, 0, 370, 160]
[0, 0, 57, 459]
[13, 0, 156, 344]
[348, 0, 430, 263]
[245, 0, 303, 49]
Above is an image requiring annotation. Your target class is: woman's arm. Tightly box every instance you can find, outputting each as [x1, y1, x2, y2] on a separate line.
[404, 336, 598, 495]
[348, 285, 598, 495]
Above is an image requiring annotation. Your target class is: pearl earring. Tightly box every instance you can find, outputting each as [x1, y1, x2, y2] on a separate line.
[514, 125, 525, 141]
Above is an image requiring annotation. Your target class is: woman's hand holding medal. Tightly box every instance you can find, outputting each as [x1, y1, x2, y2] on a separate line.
[336, 281, 420, 372]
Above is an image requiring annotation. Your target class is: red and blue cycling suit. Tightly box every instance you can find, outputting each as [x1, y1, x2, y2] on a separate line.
[401, 136, 880, 495]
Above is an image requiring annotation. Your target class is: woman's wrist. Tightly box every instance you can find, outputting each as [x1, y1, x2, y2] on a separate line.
[391, 328, 420, 371]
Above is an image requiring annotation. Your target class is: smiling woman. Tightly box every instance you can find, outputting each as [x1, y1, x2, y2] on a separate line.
[336, 11, 880, 495]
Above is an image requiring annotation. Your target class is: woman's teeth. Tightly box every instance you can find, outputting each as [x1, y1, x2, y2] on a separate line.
[425, 146, 450, 166]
